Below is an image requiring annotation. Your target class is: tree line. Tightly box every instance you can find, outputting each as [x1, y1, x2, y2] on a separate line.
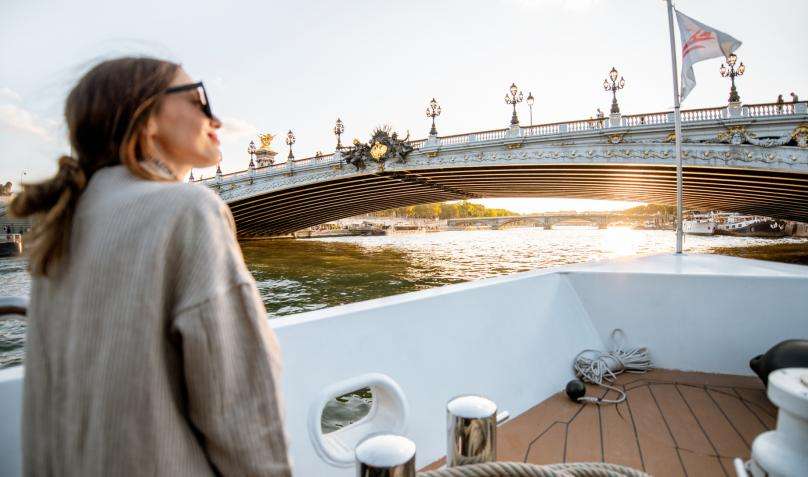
[372, 201, 517, 219]
[371, 202, 676, 219]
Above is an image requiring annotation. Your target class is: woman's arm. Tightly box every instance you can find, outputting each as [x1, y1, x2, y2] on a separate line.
[173, 283, 291, 476]
[168, 186, 291, 475]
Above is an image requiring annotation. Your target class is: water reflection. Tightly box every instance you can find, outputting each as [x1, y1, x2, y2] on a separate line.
[241, 228, 806, 318]
[1, 228, 806, 369]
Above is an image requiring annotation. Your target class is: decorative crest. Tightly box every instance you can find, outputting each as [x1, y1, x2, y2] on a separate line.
[342, 125, 413, 171]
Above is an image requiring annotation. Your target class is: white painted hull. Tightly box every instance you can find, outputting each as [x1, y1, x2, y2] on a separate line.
[683, 220, 717, 235]
[1, 254, 806, 475]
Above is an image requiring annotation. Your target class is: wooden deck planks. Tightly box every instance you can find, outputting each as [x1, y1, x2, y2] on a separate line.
[733, 387, 776, 429]
[599, 389, 644, 470]
[564, 402, 602, 462]
[420, 369, 774, 474]
[497, 392, 582, 462]
[706, 388, 768, 448]
[649, 384, 726, 476]
[626, 384, 686, 477]
[677, 384, 749, 461]
[524, 423, 567, 464]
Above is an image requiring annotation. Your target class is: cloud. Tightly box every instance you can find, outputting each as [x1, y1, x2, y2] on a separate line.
[218, 116, 258, 141]
[509, 0, 601, 11]
[0, 104, 58, 141]
[0, 87, 22, 103]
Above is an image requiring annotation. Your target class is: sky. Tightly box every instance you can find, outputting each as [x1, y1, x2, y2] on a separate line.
[1, 0, 806, 214]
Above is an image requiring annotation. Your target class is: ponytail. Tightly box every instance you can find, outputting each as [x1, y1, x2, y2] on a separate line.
[10, 156, 87, 275]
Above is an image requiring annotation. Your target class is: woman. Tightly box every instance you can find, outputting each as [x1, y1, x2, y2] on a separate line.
[11, 57, 291, 476]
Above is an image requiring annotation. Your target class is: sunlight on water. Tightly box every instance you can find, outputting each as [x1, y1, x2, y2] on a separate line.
[601, 226, 645, 257]
[1, 228, 806, 369]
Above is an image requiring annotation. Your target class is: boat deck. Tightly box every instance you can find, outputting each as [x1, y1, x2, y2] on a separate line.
[423, 369, 775, 476]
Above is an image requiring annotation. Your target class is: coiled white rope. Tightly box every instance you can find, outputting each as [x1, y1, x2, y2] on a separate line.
[573, 329, 652, 404]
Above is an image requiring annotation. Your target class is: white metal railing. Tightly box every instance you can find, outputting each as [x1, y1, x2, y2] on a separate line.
[197, 101, 807, 186]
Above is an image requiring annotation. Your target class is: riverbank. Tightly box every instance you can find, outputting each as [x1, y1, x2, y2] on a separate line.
[710, 241, 808, 265]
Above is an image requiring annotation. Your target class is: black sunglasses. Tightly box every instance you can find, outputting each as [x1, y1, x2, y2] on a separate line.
[164, 81, 213, 119]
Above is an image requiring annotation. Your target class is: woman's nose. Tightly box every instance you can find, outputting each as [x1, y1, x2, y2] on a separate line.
[211, 115, 222, 129]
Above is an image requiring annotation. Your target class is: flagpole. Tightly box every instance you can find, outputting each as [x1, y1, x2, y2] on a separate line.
[666, 0, 684, 254]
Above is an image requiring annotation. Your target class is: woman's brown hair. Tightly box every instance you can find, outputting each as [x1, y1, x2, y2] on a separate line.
[10, 57, 181, 276]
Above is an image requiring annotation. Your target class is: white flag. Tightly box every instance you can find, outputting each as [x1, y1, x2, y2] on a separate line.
[676, 9, 742, 101]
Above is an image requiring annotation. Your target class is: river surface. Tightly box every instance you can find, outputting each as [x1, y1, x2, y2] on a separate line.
[2, 227, 806, 430]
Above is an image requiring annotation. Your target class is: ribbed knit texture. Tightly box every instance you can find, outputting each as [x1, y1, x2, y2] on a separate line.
[22, 165, 291, 476]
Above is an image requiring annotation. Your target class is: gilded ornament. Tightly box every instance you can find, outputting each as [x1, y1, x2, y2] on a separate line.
[716, 126, 748, 145]
[258, 133, 275, 151]
[791, 124, 808, 148]
[370, 141, 388, 160]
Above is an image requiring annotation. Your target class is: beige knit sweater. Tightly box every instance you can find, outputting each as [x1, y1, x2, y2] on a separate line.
[22, 165, 291, 476]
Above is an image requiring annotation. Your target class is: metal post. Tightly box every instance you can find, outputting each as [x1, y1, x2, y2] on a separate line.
[666, 0, 684, 254]
[447, 395, 497, 466]
[355, 434, 416, 477]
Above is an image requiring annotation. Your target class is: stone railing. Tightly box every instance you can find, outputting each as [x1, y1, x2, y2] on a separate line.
[197, 101, 807, 185]
[744, 102, 796, 117]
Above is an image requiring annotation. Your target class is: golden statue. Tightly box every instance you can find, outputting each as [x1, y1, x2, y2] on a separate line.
[258, 133, 275, 151]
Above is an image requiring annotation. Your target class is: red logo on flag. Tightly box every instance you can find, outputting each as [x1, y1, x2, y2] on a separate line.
[682, 29, 715, 57]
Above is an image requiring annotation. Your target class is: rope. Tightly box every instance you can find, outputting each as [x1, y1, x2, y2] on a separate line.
[417, 461, 651, 477]
[572, 329, 652, 404]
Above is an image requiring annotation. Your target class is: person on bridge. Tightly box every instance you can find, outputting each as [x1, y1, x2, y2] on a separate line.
[9, 57, 291, 476]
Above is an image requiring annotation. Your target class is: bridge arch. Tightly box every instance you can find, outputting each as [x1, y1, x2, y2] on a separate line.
[202, 103, 808, 237]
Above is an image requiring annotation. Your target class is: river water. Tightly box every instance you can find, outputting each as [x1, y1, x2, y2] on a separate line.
[1, 227, 806, 430]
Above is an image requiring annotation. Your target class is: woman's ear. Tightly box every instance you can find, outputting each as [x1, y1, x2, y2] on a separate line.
[140, 115, 159, 158]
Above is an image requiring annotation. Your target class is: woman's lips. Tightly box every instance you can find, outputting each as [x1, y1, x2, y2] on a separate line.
[208, 132, 220, 145]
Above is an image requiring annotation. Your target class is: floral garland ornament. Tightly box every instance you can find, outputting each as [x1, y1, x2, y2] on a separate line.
[717, 125, 807, 148]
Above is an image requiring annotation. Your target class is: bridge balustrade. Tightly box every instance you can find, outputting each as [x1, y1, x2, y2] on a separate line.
[198, 101, 807, 187]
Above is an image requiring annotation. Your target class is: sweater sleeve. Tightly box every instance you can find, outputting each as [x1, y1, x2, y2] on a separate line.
[172, 282, 291, 476]
[168, 188, 291, 475]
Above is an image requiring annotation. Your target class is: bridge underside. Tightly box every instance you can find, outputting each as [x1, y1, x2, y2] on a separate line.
[229, 164, 808, 237]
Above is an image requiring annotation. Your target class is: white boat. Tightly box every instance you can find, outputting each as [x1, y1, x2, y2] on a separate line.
[682, 216, 717, 235]
[1, 253, 806, 476]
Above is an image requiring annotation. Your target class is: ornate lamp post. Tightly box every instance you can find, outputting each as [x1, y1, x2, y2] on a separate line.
[247, 140, 256, 169]
[719, 53, 745, 104]
[603, 67, 625, 114]
[526, 92, 535, 126]
[334, 118, 344, 149]
[285, 130, 296, 160]
[504, 83, 524, 126]
[426, 98, 442, 135]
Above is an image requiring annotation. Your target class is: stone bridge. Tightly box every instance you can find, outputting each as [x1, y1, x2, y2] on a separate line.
[199, 101, 808, 237]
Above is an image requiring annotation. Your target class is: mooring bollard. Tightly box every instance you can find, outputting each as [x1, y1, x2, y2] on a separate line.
[446, 395, 497, 466]
[355, 434, 416, 477]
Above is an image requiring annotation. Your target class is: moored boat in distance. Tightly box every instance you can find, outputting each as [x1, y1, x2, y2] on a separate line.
[716, 214, 788, 238]
[682, 214, 717, 235]
[0, 234, 22, 258]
